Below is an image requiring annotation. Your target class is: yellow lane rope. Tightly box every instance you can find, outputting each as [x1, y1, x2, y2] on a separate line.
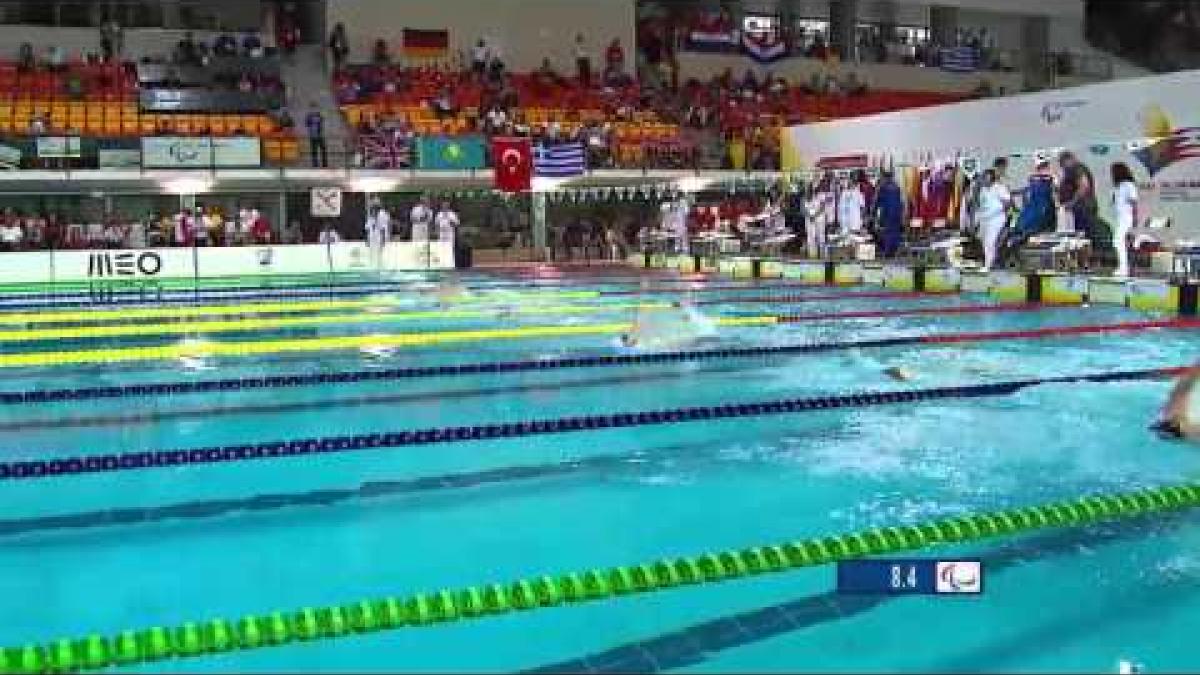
[0, 302, 682, 342]
[0, 290, 603, 326]
[0, 316, 778, 368]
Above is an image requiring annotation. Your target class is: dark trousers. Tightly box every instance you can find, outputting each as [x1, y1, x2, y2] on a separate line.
[576, 57, 591, 88]
[309, 136, 328, 167]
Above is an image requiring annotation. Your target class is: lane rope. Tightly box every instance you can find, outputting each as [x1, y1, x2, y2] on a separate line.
[2, 365, 1184, 481]
[0, 281, 833, 311]
[0, 315, 1193, 370]
[0, 302, 1047, 344]
[7, 482, 1198, 672]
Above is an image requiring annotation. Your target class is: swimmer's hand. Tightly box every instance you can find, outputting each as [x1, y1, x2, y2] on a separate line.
[884, 366, 914, 382]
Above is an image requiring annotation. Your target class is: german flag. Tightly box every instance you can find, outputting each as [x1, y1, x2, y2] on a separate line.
[403, 28, 449, 58]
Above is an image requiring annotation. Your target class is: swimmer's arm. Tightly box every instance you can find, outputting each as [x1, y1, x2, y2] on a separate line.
[1163, 368, 1200, 434]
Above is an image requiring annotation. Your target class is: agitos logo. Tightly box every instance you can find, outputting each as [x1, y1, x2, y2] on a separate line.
[87, 251, 163, 277]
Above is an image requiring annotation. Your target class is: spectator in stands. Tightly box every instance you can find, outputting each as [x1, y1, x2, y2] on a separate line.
[319, 223, 341, 244]
[471, 39, 490, 79]
[843, 71, 867, 96]
[0, 219, 22, 251]
[17, 42, 33, 72]
[103, 217, 126, 249]
[574, 34, 592, 88]
[306, 104, 328, 168]
[278, 13, 300, 59]
[807, 32, 829, 59]
[237, 72, 255, 93]
[100, 19, 122, 61]
[534, 58, 568, 91]
[251, 209, 273, 244]
[483, 104, 508, 134]
[177, 31, 200, 65]
[606, 38, 625, 75]
[213, 33, 237, 57]
[243, 30, 265, 58]
[46, 45, 66, 72]
[372, 39, 391, 66]
[430, 86, 457, 120]
[329, 23, 350, 71]
[28, 113, 47, 136]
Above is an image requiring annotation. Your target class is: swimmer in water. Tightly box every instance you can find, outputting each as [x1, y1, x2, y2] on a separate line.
[1150, 367, 1200, 441]
[883, 366, 914, 382]
[618, 300, 716, 351]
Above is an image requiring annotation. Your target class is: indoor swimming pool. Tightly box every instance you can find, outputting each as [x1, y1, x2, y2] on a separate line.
[3, 268, 1200, 673]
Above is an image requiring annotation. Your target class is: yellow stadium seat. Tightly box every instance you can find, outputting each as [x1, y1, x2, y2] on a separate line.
[140, 117, 156, 135]
[282, 138, 299, 162]
[264, 139, 282, 162]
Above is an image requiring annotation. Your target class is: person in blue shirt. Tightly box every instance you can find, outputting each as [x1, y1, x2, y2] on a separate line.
[305, 104, 327, 168]
[1015, 160, 1055, 238]
[874, 170, 905, 258]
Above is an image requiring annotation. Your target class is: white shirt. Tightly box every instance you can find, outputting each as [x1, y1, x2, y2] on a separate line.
[807, 191, 834, 225]
[1113, 180, 1138, 229]
[977, 183, 1011, 223]
[0, 224, 21, 244]
[127, 222, 147, 248]
[575, 43, 589, 60]
[410, 204, 432, 241]
[238, 208, 254, 234]
[836, 187, 865, 233]
[486, 108, 507, 129]
[471, 44, 489, 64]
[319, 228, 341, 244]
[435, 209, 459, 243]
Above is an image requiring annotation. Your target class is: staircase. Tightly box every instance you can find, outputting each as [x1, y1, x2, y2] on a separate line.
[277, 44, 351, 166]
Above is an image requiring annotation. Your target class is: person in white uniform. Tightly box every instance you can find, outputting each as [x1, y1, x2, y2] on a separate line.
[975, 169, 1012, 271]
[835, 176, 865, 236]
[409, 196, 433, 242]
[805, 176, 835, 258]
[364, 203, 390, 269]
[669, 194, 690, 254]
[435, 200, 459, 248]
[1109, 162, 1138, 278]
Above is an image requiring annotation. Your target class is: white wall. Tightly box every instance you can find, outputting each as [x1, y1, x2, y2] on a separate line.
[326, 0, 637, 73]
[678, 51, 1021, 95]
[782, 69, 1200, 233]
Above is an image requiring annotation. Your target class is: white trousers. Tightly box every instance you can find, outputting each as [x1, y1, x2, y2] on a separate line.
[367, 232, 386, 268]
[980, 215, 1006, 271]
[1113, 219, 1133, 276]
[806, 219, 826, 258]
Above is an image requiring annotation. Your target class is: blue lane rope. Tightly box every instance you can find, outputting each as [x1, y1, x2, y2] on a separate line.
[0, 366, 1179, 482]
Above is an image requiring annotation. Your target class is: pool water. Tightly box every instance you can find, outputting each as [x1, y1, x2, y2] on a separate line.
[2, 269, 1200, 673]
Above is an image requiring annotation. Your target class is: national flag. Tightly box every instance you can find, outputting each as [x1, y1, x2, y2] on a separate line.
[534, 141, 586, 178]
[359, 133, 412, 169]
[492, 136, 532, 192]
[687, 13, 739, 53]
[742, 32, 788, 63]
[939, 46, 979, 73]
[403, 28, 449, 58]
[417, 134, 486, 170]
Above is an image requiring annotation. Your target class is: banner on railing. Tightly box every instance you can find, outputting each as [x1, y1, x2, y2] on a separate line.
[0, 242, 455, 285]
[36, 136, 82, 159]
[416, 135, 486, 170]
[0, 143, 21, 170]
[141, 136, 262, 168]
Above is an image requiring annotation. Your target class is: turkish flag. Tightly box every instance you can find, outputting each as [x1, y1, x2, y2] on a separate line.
[492, 137, 532, 192]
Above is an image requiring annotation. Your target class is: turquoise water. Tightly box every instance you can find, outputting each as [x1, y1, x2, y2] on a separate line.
[2, 270, 1200, 673]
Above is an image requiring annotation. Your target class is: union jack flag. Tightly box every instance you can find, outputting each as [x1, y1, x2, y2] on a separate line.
[359, 133, 412, 170]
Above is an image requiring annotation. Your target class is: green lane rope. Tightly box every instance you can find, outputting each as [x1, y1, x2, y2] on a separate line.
[6, 482, 1198, 673]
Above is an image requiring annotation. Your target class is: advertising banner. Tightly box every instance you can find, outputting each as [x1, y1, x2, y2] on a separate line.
[141, 136, 262, 168]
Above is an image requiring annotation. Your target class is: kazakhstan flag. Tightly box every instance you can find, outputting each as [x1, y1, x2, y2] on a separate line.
[417, 135, 486, 170]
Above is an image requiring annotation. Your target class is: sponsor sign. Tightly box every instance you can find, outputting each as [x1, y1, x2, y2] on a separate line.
[141, 136, 262, 168]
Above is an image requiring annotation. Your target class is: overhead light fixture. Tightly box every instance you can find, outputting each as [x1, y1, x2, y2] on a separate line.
[348, 177, 399, 193]
[160, 177, 213, 195]
[675, 176, 715, 193]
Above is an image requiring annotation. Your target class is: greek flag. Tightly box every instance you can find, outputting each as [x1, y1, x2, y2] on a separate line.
[534, 142, 586, 177]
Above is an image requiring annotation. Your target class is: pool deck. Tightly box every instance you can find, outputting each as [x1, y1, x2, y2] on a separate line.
[631, 253, 1190, 314]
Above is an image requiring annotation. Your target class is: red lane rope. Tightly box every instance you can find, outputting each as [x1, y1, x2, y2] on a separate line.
[699, 290, 954, 305]
[919, 318, 1200, 344]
